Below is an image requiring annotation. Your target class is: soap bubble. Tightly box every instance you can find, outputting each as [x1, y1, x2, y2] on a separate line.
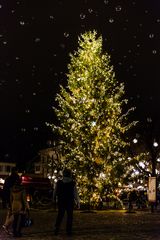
[109, 18, 114, 23]
[80, 13, 86, 19]
[115, 5, 122, 12]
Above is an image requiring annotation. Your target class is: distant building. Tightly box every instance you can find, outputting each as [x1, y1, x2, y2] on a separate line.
[35, 147, 62, 178]
[0, 162, 16, 180]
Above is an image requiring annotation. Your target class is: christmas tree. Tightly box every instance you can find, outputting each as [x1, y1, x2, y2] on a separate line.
[50, 31, 136, 207]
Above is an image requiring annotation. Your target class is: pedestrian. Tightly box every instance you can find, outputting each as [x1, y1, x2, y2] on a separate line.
[127, 189, 137, 212]
[10, 177, 28, 237]
[2, 167, 20, 235]
[53, 168, 80, 236]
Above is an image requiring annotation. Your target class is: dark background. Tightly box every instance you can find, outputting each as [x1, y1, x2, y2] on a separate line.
[0, 0, 160, 167]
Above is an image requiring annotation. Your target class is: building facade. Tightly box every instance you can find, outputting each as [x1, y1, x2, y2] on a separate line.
[0, 162, 16, 179]
[35, 147, 62, 178]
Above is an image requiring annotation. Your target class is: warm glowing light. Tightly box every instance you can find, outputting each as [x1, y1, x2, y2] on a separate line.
[139, 162, 145, 168]
[0, 178, 5, 184]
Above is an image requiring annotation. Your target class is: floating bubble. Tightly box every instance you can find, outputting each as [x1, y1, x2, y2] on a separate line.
[115, 5, 122, 12]
[157, 19, 160, 23]
[3, 41, 7, 45]
[109, 18, 114, 23]
[60, 43, 65, 49]
[25, 109, 30, 113]
[81, 24, 85, 28]
[21, 128, 26, 132]
[147, 117, 152, 123]
[4, 153, 10, 158]
[64, 32, 69, 38]
[149, 33, 154, 38]
[20, 21, 25, 26]
[152, 49, 157, 54]
[35, 38, 40, 42]
[88, 8, 93, 13]
[104, 0, 109, 4]
[0, 5, 2, 8]
[80, 13, 86, 19]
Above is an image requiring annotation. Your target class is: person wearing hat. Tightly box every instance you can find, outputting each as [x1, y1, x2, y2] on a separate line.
[53, 168, 80, 236]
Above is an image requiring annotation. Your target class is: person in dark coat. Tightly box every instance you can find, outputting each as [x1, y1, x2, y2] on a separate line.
[2, 167, 20, 235]
[53, 168, 80, 236]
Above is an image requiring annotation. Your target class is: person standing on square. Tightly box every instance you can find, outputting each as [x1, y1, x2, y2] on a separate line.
[2, 167, 20, 235]
[53, 168, 80, 236]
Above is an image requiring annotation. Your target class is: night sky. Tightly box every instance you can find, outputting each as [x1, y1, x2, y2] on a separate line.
[0, 0, 160, 166]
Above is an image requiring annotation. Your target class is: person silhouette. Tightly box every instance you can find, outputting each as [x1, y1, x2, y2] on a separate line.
[2, 167, 20, 235]
[53, 168, 80, 236]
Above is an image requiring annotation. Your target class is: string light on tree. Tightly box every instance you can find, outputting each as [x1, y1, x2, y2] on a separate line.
[49, 31, 137, 207]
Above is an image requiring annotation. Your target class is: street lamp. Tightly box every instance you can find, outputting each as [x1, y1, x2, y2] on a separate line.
[132, 135, 159, 212]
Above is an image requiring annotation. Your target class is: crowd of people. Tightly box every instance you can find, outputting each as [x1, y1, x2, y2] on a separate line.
[2, 167, 159, 238]
[2, 167, 29, 237]
[1, 167, 80, 238]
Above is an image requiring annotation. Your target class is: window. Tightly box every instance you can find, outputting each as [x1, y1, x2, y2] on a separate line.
[35, 165, 40, 172]
[5, 166, 11, 172]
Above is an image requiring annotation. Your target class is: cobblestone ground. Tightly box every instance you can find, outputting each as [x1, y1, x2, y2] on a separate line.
[1, 208, 160, 240]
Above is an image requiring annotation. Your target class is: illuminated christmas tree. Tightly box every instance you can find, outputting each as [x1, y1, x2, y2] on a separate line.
[51, 31, 136, 207]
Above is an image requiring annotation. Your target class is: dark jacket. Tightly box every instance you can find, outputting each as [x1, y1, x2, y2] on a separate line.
[3, 173, 20, 205]
[53, 177, 80, 207]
